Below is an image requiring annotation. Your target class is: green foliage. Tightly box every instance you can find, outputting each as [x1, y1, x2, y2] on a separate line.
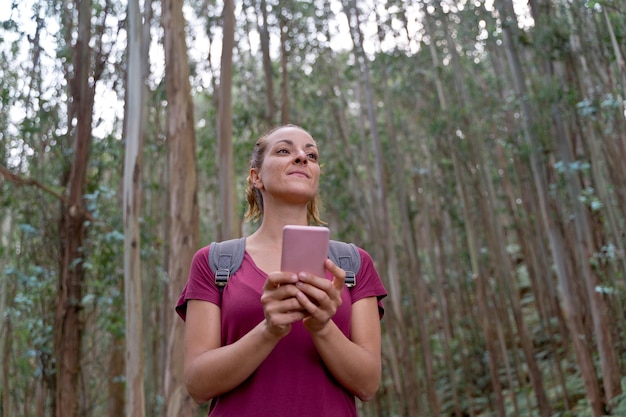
[608, 380, 626, 415]
[2, 0, 626, 416]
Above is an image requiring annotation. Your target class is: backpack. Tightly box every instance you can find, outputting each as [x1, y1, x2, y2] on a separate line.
[209, 238, 360, 289]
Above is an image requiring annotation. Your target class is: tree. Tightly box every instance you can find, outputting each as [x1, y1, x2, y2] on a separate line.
[54, 0, 106, 415]
[256, 0, 276, 125]
[217, 0, 238, 240]
[340, 0, 417, 415]
[2, 1, 626, 416]
[162, 0, 200, 415]
[123, 0, 147, 415]
[495, 1, 604, 415]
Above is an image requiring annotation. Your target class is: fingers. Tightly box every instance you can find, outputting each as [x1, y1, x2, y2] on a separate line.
[263, 262, 347, 335]
[295, 266, 345, 333]
[325, 258, 346, 290]
[261, 272, 302, 311]
[296, 258, 345, 293]
[261, 272, 306, 337]
[295, 275, 342, 309]
[263, 271, 298, 290]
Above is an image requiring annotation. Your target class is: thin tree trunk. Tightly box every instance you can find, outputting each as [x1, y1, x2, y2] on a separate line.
[341, 1, 417, 416]
[444, 17, 512, 416]
[107, 337, 125, 417]
[279, 11, 289, 124]
[372, 12, 441, 412]
[495, 1, 604, 415]
[603, 9, 626, 119]
[569, 12, 626, 389]
[487, 27, 575, 411]
[54, 0, 95, 415]
[421, 4, 487, 412]
[256, 0, 275, 125]
[451, 145, 506, 417]
[162, 0, 200, 415]
[492, 292, 521, 417]
[217, 0, 238, 241]
[124, 0, 146, 415]
[547, 2, 622, 409]
[322, 54, 368, 229]
[0, 214, 10, 417]
[553, 104, 622, 406]
[469, 116, 552, 417]
[427, 209, 463, 417]
[497, 137, 574, 412]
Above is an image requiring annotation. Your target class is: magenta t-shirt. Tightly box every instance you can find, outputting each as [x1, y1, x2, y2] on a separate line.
[176, 244, 387, 417]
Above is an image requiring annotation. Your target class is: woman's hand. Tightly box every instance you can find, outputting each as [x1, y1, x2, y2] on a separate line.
[260, 271, 308, 337]
[295, 258, 346, 333]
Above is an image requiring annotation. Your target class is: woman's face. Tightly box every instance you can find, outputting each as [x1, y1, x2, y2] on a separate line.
[252, 126, 320, 205]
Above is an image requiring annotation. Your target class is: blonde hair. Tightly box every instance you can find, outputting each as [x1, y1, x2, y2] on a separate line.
[244, 125, 325, 225]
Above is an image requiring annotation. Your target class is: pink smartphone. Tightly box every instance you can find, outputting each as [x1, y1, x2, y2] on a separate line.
[280, 225, 330, 277]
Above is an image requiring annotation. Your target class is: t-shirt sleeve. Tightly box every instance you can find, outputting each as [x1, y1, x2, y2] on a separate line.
[175, 246, 222, 321]
[350, 247, 387, 318]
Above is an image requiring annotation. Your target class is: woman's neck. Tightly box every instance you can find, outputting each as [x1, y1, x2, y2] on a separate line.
[248, 205, 308, 246]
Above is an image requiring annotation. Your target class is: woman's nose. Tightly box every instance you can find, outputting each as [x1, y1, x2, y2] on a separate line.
[294, 149, 308, 164]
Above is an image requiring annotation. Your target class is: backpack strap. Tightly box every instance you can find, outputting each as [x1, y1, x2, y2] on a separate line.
[209, 238, 246, 287]
[328, 240, 360, 288]
[209, 238, 361, 289]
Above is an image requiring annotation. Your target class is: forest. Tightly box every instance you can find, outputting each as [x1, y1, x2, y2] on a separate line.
[1, 0, 625, 416]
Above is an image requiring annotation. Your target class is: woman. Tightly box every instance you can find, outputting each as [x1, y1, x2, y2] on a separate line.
[176, 125, 387, 416]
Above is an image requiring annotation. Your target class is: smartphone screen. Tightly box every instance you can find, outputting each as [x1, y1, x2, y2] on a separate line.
[280, 225, 330, 277]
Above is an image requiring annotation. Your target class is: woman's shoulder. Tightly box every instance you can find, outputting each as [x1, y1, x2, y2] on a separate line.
[347, 244, 386, 298]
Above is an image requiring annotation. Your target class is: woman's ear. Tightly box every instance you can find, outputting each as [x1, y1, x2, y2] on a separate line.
[250, 168, 263, 189]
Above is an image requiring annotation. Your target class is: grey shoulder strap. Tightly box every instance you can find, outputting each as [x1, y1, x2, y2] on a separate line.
[328, 240, 360, 288]
[209, 237, 246, 287]
[209, 238, 361, 289]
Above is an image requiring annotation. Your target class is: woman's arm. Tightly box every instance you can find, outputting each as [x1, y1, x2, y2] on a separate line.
[295, 259, 382, 401]
[183, 272, 307, 403]
[305, 297, 382, 401]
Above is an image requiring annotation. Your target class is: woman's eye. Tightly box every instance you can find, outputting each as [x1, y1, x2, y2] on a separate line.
[307, 153, 318, 161]
[276, 148, 289, 154]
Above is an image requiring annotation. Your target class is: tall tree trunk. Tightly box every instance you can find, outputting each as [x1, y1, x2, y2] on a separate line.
[256, 0, 275, 126]
[124, 0, 146, 415]
[449, 142, 506, 417]
[553, 105, 622, 406]
[217, 0, 238, 240]
[564, 9, 624, 407]
[602, 9, 626, 118]
[279, 11, 290, 124]
[488, 30, 574, 412]
[0, 211, 16, 417]
[417, 5, 457, 386]
[54, 0, 95, 415]
[455, 42, 552, 415]
[162, 0, 200, 415]
[340, 1, 415, 415]
[421, 5, 487, 413]
[495, 1, 604, 415]
[376, 19, 440, 413]
[426, 207, 464, 417]
[0, 214, 13, 417]
[107, 337, 125, 417]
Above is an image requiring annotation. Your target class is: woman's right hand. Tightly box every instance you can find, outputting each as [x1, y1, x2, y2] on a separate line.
[260, 272, 308, 337]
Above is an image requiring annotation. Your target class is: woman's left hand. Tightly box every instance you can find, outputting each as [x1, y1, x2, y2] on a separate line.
[295, 258, 346, 333]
